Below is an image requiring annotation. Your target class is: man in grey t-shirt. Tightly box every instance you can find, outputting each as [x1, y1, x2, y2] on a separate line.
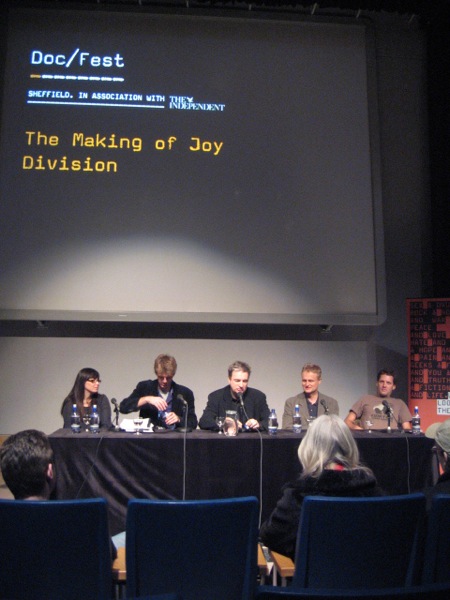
[344, 369, 412, 431]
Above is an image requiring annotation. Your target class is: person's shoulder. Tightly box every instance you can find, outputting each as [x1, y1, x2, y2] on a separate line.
[285, 393, 301, 405]
[320, 392, 338, 403]
[247, 387, 266, 399]
[390, 396, 406, 404]
[208, 386, 227, 399]
[136, 379, 155, 389]
[173, 382, 194, 396]
[357, 394, 378, 404]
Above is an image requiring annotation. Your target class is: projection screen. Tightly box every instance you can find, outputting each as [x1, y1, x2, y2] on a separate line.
[0, 5, 385, 324]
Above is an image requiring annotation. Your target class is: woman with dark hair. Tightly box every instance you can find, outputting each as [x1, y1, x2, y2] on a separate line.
[259, 414, 383, 559]
[61, 367, 112, 430]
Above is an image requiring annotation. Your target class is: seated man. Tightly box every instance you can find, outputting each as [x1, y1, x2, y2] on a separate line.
[0, 429, 55, 500]
[344, 369, 412, 431]
[282, 363, 339, 430]
[199, 360, 270, 431]
[120, 353, 197, 430]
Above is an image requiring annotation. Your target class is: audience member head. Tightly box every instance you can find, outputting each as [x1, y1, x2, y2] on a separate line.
[298, 414, 364, 478]
[426, 419, 450, 473]
[0, 429, 54, 500]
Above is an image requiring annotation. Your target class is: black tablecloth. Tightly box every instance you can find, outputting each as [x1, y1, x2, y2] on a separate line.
[49, 428, 435, 535]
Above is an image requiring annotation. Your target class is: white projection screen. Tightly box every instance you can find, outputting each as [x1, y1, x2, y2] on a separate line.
[0, 5, 385, 325]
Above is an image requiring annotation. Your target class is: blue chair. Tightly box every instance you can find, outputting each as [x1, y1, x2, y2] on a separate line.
[273, 494, 426, 590]
[422, 494, 450, 583]
[0, 498, 112, 600]
[125, 496, 259, 600]
[256, 581, 450, 600]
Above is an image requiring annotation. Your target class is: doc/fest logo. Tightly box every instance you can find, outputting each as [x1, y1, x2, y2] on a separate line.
[30, 48, 124, 68]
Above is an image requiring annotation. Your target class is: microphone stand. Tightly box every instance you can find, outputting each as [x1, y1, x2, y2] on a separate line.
[382, 400, 393, 433]
[386, 405, 393, 433]
[178, 401, 192, 433]
[112, 400, 120, 432]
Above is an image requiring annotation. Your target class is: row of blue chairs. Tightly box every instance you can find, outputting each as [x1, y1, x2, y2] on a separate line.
[257, 493, 450, 598]
[0, 494, 449, 600]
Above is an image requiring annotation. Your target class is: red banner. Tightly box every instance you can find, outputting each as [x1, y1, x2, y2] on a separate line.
[407, 298, 450, 431]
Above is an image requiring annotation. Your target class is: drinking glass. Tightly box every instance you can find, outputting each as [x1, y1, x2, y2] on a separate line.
[365, 420, 373, 433]
[82, 413, 91, 432]
[215, 415, 225, 434]
[133, 417, 144, 435]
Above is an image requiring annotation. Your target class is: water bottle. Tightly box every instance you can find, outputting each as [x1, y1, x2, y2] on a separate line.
[268, 408, 278, 435]
[292, 404, 302, 433]
[70, 403, 81, 434]
[89, 405, 100, 433]
[411, 406, 421, 435]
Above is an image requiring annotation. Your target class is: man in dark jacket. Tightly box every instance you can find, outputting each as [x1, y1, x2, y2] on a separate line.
[199, 360, 270, 431]
[120, 354, 197, 430]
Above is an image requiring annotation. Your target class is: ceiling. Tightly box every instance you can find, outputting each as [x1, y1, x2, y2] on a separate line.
[7, 0, 450, 26]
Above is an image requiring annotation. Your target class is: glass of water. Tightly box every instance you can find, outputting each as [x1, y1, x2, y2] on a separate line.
[364, 420, 373, 433]
[215, 415, 225, 434]
[133, 417, 144, 435]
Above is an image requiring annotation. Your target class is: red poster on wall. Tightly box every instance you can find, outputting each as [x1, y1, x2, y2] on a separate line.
[407, 298, 450, 431]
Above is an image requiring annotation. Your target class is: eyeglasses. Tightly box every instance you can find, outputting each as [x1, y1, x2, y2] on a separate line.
[87, 377, 101, 383]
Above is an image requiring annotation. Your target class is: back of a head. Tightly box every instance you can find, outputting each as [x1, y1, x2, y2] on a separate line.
[298, 414, 361, 477]
[0, 429, 53, 500]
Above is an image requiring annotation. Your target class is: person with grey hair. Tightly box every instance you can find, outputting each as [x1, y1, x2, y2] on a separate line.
[424, 419, 450, 507]
[199, 360, 270, 431]
[259, 414, 383, 559]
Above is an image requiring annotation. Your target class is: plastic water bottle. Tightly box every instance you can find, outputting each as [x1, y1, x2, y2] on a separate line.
[70, 403, 81, 434]
[293, 404, 302, 433]
[268, 409, 278, 435]
[411, 406, 421, 435]
[89, 405, 100, 433]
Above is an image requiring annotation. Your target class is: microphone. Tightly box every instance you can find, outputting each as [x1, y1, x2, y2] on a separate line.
[177, 394, 191, 433]
[382, 400, 392, 414]
[177, 394, 187, 406]
[320, 399, 329, 414]
[110, 398, 120, 431]
[237, 392, 253, 430]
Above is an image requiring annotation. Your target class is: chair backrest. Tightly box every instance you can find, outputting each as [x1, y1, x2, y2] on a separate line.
[292, 494, 426, 590]
[125, 496, 259, 600]
[422, 493, 450, 583]
[0, 498, 112, 600]
[256, 581, 450, 600]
